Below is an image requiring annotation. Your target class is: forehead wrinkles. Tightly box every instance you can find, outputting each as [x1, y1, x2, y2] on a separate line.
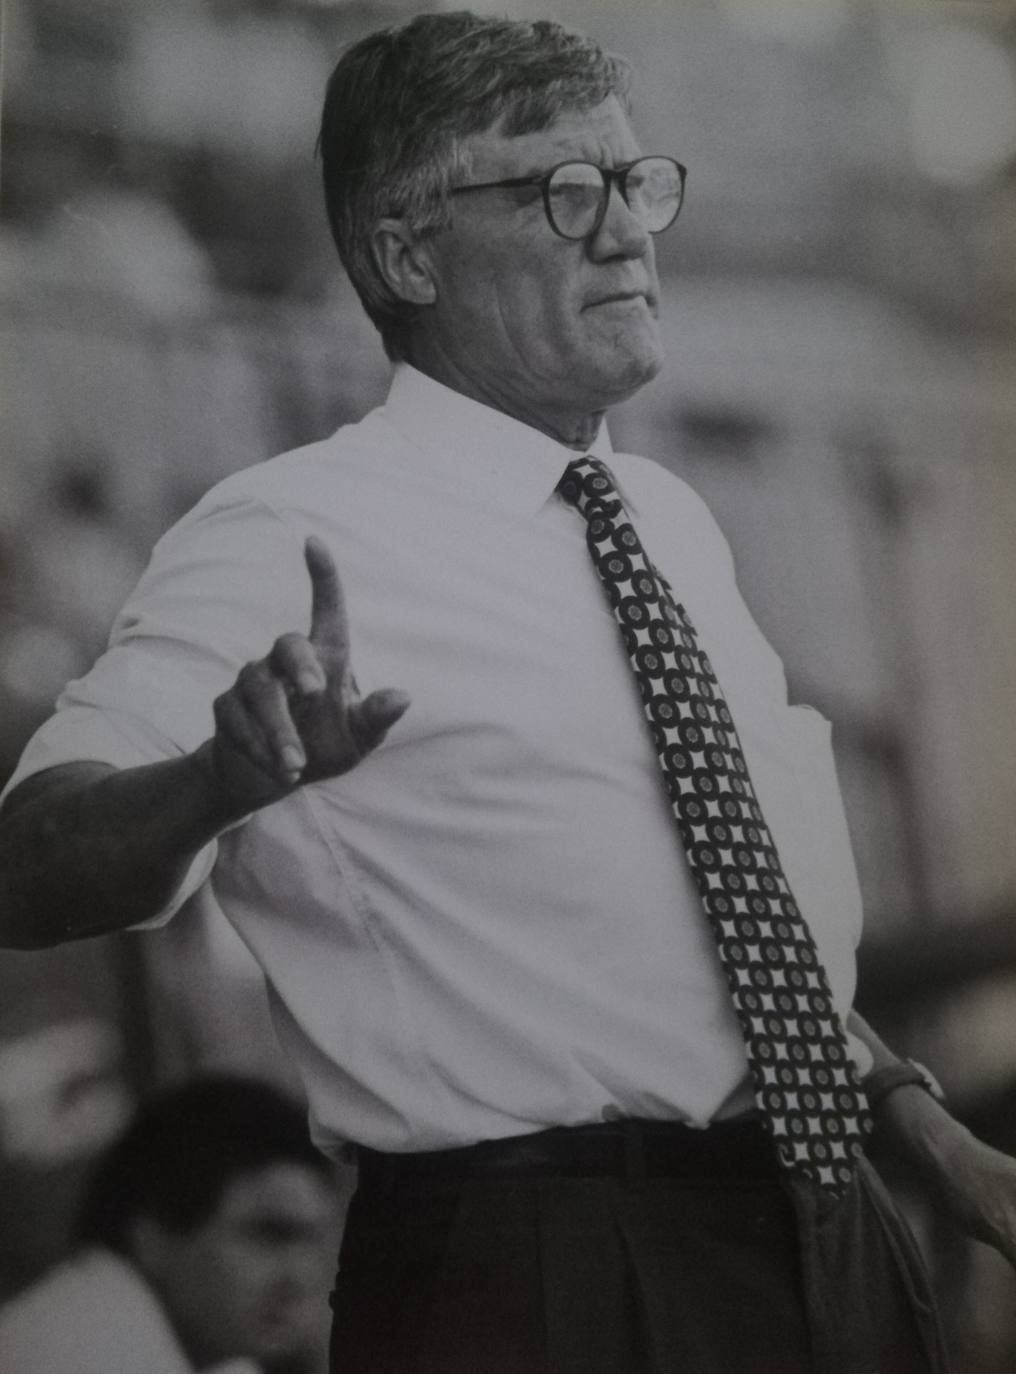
[457, 97, 639, 179]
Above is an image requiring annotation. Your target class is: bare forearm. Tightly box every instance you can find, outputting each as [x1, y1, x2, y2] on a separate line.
[848, 1009, 964, 1173]
[850, 1010, 1016, 1260]
[0, 744, 244, 948]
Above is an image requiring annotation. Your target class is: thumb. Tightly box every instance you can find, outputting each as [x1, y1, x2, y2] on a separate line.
[348, 688, 411, 757]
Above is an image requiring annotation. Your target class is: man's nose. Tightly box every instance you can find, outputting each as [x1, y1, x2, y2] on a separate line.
[589, 183, 652, 260]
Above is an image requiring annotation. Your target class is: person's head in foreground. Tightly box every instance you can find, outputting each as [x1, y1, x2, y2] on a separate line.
[76, 1075, 337, 1371]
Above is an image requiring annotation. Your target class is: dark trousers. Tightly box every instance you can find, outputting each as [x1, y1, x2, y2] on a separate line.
[329, 1120, 948, 1374]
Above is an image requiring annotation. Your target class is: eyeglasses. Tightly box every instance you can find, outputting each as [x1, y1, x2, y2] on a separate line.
[448, 156, 686, 241]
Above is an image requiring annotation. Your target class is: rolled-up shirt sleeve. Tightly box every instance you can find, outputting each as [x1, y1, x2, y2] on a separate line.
[2, 491, 311, 923]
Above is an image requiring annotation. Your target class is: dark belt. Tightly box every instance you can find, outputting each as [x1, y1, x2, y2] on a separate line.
[355, 1116, 780, 1192]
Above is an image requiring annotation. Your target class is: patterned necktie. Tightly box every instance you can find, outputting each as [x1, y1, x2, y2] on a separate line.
[558, 455, 872, 1193]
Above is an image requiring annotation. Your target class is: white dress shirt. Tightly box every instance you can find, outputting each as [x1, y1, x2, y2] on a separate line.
[0, 1249, 257, 1374]
[6, 365, 871, 1153]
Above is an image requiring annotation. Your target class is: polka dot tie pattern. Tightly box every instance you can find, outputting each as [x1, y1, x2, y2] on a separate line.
[557, 456, 872, 1193]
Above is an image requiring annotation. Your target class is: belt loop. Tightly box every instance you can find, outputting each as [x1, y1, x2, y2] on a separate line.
[622, 1120, 646, 1191]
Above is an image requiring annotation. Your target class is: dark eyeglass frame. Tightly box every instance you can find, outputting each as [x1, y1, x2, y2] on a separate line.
[448, 156, 687, 241]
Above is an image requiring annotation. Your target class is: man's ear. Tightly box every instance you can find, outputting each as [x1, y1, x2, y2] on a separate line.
[371, 218, 438, 308]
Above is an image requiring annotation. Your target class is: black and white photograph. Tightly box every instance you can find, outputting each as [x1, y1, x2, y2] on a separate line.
[1, 2, 1016, 1370]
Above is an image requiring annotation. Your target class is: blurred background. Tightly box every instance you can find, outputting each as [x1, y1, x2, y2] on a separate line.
[0, 0, 1014, 1368]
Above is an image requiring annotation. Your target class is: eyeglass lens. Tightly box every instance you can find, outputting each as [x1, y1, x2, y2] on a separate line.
[546, 157, 682, 239]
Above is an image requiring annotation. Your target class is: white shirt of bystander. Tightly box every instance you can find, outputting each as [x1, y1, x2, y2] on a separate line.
[0, 1249, 257, 1374]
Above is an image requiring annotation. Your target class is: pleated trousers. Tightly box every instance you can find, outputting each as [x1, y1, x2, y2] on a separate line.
[328, 1123, 948, 1374]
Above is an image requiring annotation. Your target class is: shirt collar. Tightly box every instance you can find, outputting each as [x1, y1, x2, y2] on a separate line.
[380, 363, 632, 519]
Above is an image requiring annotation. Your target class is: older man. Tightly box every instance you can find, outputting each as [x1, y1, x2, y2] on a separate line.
[1, 12, 1014, 1373]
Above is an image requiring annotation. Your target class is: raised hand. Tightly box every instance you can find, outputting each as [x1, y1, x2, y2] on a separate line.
[207, 536, 409, 809]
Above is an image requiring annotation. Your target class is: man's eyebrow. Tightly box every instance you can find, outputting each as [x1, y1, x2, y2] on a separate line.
[526, 152, 638, 174]
[507, 157, 604, 179]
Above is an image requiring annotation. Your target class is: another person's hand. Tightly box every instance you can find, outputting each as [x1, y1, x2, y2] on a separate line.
[202, 536, 409, 809]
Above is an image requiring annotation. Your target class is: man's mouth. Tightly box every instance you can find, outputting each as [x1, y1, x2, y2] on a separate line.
[589, 291, 644, 306]
[585, 290, 657, 315]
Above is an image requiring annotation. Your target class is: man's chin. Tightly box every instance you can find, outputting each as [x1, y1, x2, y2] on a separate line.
[599, 341, 665, 404]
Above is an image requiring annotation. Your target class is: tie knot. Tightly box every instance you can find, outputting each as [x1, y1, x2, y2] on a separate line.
[557, 456, 623, 517]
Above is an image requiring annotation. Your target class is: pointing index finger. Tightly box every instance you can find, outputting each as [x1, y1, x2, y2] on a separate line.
[305, 535, 349, 661]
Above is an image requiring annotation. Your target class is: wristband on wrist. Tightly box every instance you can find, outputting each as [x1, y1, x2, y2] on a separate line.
[863, 1058, 945, 1111]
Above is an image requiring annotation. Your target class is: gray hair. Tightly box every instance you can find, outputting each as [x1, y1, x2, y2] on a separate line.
[318, 11, 631, 360]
